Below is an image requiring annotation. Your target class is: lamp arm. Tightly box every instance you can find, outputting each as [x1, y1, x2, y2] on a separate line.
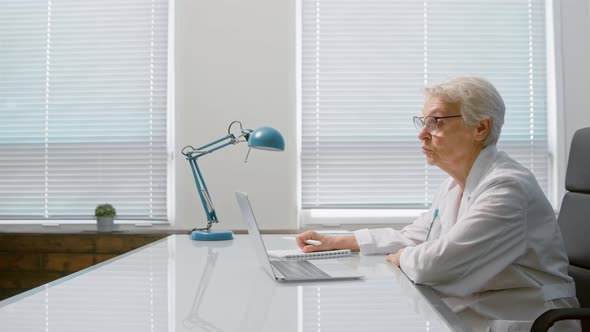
[188, 158, 219, 227]
[182, 132, 245, 229]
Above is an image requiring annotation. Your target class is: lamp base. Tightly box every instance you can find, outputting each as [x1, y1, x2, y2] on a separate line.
[191, 230, 234, 241]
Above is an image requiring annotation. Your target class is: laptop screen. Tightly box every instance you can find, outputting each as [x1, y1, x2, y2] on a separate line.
[235, 192, 277, 279]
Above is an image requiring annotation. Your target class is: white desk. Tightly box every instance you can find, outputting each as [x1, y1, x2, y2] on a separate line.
[0, 235, 471, 331]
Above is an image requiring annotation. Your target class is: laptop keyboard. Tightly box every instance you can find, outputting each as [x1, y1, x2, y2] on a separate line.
[272, 260, 331, 279]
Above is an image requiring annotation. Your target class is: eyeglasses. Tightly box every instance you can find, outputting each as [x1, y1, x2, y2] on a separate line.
[413, 115, 462, 135]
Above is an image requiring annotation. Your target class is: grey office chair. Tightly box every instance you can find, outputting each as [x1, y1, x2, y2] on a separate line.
[531, 127, 590, 332]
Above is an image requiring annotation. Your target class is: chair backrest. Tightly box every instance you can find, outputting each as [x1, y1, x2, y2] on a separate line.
[557, 127, 590, 331]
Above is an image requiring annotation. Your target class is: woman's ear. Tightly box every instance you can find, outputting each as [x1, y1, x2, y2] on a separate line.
[474, 118, 491, 143]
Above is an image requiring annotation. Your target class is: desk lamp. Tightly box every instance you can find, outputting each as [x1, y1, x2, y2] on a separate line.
[181, 120, 285, 241]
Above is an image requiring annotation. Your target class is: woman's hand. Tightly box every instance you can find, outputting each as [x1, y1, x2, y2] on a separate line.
[385, 248, 405, 267]
[295, 231, 333, 253]
[295, 231, 359, 253]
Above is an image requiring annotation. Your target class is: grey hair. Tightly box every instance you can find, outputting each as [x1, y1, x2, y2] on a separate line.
[424, 76, 505, 146]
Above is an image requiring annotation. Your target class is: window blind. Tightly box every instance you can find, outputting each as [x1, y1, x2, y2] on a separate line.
[301, 0, 548, 209]
[0, 0, 169, 221]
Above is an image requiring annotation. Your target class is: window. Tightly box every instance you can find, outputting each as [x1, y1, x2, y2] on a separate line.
[300, 0, 549, 221]
[0, 0, 171, 223]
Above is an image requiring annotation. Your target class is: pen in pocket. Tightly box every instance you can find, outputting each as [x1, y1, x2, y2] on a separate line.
[425, 208, 439, 241]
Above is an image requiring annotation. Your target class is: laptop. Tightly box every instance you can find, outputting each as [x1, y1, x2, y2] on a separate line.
[235, 191, 365, 282]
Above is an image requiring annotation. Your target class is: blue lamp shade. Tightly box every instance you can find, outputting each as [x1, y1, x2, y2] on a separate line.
[248, 127, 285, 151]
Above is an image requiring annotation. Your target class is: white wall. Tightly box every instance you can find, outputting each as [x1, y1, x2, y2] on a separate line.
[174, 0, 297, 231]
[172, 0, 590, 231]
[560, 0, 590, 157]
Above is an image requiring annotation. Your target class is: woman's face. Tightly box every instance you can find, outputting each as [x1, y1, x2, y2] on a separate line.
[418, 96, 480, 171]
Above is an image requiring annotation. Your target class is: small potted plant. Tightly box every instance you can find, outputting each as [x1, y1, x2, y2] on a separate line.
[95, 203, 116, 232]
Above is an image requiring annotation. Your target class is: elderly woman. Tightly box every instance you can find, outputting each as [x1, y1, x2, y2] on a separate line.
[297, 77, 580, 331]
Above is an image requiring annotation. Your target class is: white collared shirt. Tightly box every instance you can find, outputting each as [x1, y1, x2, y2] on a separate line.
[354, 145, 579, 331]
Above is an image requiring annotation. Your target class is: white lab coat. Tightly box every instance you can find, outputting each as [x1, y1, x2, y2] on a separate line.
[354, 145, 580, 332]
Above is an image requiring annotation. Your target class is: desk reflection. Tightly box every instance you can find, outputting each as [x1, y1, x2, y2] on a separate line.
[0, 240, 169, 332]
[0, 235, 459, 332]
[183, 247, 224, 332]
[299, 279, 449, 332]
